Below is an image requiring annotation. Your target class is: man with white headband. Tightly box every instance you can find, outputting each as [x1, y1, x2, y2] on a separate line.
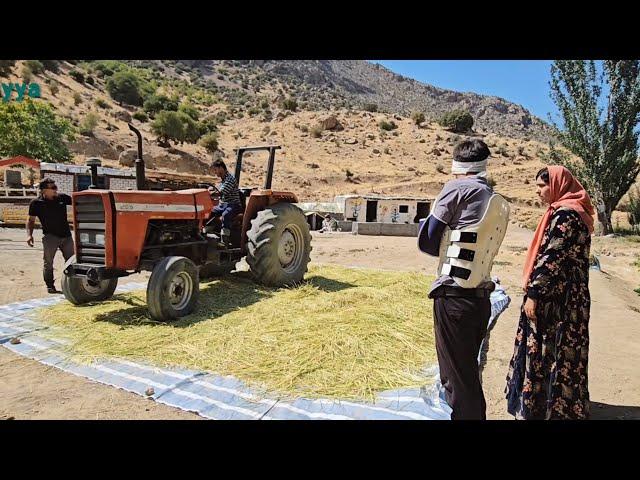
[417, 139, 510, 420]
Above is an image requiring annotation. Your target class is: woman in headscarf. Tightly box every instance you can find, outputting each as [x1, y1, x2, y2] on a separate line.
[505, 165, 595, 420]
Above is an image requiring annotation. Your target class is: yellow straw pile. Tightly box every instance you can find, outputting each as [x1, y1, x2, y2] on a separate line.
[37, 264, 437, 401]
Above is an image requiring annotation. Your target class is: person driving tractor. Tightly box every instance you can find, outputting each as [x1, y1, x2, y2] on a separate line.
[210, 159, 242, 246]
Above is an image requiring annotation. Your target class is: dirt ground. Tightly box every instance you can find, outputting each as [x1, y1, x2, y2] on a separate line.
[1, 226, 639, 420]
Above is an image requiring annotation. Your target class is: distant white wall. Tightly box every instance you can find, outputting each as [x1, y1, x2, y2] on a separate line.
[342, 196, 431, 223]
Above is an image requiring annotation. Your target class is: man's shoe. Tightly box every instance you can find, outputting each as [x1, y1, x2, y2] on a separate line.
[47, 287, 61, 294]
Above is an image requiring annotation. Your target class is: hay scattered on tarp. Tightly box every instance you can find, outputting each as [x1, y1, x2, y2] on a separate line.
[35, 265, 436, 401]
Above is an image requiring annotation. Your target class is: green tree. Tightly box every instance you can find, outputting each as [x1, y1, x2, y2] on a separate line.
[438, 109, 474, 133]
[0, 100, 75, 162]
[106, 70, 150, 106]
[198, 115, 219, 135]
[143, 94, 178, 116]
[179, 112, 201, 144]
[178, 102, 200, 121]
[151, 110, 185, 146]
[0, 60, 16, 77]
[549, 60, 640, 234]
[199, 132, 219, 154]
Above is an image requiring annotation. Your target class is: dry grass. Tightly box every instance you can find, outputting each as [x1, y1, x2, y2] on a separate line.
[35, 264, 437, 401]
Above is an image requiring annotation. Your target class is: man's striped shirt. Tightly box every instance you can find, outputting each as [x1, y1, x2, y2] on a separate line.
[219, 172, 241, 205]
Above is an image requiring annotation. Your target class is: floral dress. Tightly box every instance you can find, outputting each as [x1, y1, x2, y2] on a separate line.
[505, 207, 591, 420]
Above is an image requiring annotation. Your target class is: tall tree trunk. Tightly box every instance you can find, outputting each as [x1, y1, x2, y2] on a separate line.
[597, 209, 614, 235]
[593, 190, 613, 235]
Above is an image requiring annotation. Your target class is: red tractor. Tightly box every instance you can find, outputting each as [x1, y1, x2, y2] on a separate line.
[62, 124, 312, 321]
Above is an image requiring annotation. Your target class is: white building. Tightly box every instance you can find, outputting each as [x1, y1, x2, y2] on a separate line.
[40, 162, 137, 195]
[334, 194, 432, 224]
[0, 163, 138, 225]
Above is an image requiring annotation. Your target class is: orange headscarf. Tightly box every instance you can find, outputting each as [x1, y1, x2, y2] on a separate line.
[522, 165, 595, 290]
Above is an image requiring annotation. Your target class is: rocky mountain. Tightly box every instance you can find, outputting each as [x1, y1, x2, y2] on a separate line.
[169, 60, 555, 142]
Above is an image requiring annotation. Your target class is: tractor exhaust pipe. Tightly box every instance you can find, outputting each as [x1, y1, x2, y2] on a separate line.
[128, 123, 146, 190]
[86, 158, 101, 189]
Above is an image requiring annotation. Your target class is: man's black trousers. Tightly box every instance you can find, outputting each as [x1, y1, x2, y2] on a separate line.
[431, 290, 491, 420]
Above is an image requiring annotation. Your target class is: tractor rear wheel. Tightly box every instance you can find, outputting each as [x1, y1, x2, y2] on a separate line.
[246, 202, 311, 287]
[147, 256, 199, 321]
[62, 256, 118, 305]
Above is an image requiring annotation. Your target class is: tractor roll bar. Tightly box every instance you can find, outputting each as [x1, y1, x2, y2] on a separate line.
[233, 145, 281, 190]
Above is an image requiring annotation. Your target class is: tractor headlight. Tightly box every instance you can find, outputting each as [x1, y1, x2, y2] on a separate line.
[80, 232, 105, 245]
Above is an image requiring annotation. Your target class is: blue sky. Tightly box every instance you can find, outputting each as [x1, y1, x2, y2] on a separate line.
[371, 60, 557, 122]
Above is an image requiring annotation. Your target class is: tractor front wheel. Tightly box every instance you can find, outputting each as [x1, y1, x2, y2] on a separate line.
[147, 256, 199, 321]
[62, 256, 118, 305]
[246, 203, 311, 287]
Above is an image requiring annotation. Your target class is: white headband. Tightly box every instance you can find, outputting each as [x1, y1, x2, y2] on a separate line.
[451, 159, 488, 177]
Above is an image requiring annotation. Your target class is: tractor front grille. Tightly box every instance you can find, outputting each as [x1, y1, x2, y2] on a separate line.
[75, 195, 106, 266]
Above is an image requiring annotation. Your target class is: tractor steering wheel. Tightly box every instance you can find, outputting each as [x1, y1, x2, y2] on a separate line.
[200, 184, 220, 198]
[208, 185, 220, 195]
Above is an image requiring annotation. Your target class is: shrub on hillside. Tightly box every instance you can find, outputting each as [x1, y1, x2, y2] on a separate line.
[95, 98, 111, 109]
[133, 110, 148, 122]
[79, 112, 100, 136]
[282, 97, 298, 111]
[25, 60, 44, 75]
[40, 60, 60, 73]
[199, 132, 219, 154]
[378, 120, 397, 131]
[411, 111, 426, 125]
[495, 144, 509, 157]
[0, 60, 16, 77]
[21, 66, 32, 83]
[363, 103, 378, 112]
[69, 69, 85, 84]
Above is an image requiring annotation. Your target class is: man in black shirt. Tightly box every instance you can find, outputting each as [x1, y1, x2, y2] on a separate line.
[27, 178, 74, 294]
